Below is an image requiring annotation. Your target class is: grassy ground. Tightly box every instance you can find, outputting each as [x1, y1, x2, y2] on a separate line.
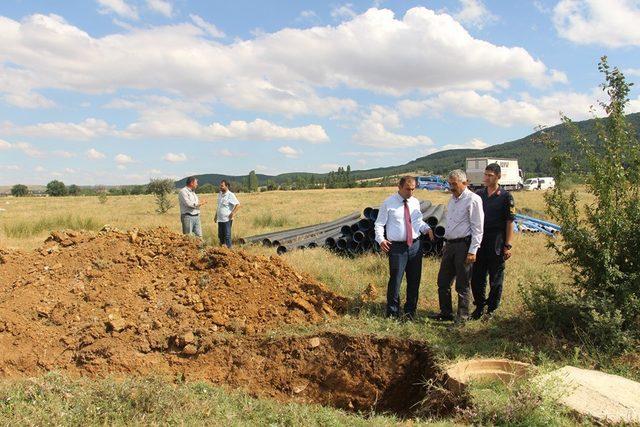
[0, 187, 625, 425]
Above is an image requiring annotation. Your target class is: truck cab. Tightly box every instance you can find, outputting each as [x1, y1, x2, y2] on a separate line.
[465, 157, 524, 191]
[524, 177, 555, 191]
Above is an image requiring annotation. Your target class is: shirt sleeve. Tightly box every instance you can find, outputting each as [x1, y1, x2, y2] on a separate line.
[230, 193, 240, 205]
[374, 200, 389, 244]
[179, 189, 198, 209]
[505, 192, 516, 221]
[468, 195, 484, 255]
[411, 202, 430, 234]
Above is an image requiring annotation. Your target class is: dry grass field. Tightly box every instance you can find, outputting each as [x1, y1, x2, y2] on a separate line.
[0, 186, 630, 425]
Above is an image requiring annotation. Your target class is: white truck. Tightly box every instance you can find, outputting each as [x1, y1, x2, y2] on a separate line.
[465, 157, 524, 191]
[523, 177, 556, 191]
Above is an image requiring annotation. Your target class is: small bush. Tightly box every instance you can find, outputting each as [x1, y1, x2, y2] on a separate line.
[148, 179, 175, 214]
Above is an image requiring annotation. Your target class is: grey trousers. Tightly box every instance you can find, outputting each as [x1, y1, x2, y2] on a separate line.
[437, 240, 473, 318]
[181, 214, 202, 237]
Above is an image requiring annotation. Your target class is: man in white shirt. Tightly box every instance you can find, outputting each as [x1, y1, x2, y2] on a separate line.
[215, 179, 240, 248]
[431, 170, 484, 323]
[178, 176, 206, 238]
[374, 176, 434, 320]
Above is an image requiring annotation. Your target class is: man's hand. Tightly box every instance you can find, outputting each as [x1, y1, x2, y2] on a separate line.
[214, 215, 217, 223]
[502, 247, 512, 261]
[465, 253, 476, 265]
[229, 212, 234, 220]
[380, 240, 392, 253]
[425, 228, 435, 241]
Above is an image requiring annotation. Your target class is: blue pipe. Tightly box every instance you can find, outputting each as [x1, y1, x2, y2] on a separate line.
[514, 214, 561, 231]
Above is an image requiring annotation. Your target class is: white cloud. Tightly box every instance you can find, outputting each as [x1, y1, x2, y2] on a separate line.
[189, 14, 225, 38]
[354, 105, 433, 148]
[0, 8, 563, 119]
[64, 167, 76, 174]
[53, 150, 76, 158]
[123, 115, 329, 143]
[35, 165, 45, 172]
[0, 118, 113, 140]
[320, 163, 340, 171]
[0, 165, 20, 171]
[533, 0, 551, 14]
[86, 148, 106, 159]
[553, 0, 640, 47]
[97, 0, 139, 20]
[356, 159, 367, 166]
[433, 137, 489, 152]
[163, 152, 187, 162]
[454, 0, 497, 29]
[277, 145, 302, 158]
[3, 91, 55, 109]
[398, 89, 604, 127]
[341, 151, 392, 157]
[625, 68, 640, 77]
[117, 164, 127, 170]
[296, 10, 320, 24]
[0, 139, 11, 150]
[115, 153, 134, 164]
[331, 4, 357, 20]
[147, 0, 173, 17]
[14, 142, 45, 158]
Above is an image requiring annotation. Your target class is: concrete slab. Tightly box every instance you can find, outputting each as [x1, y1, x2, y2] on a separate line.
[536, 366, 640, 424]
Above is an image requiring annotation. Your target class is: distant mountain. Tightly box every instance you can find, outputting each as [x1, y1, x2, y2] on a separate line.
[177, 113, 640, 186]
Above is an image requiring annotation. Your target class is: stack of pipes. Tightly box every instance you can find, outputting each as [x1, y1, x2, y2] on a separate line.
[513, 213, 561, 236]
[241, 200, 448, 257]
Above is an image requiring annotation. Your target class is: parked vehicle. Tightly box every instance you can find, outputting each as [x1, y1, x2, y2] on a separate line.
[465, 157, 524, 191]
[524, 177, 556, 191]
[417, 175, 449, 191]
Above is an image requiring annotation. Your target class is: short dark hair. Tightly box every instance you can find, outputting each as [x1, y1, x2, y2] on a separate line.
[398, 176, 416, 187]
[186, 176, 197, 186]
[485, 163, 501, 175]
[220, 179, 230, 188]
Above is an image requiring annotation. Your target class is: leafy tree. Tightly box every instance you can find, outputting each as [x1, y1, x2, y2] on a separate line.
[197, 183, 216, 194]
[248, 170, 259, 192]
[10, 184, 29, 197]
[46, 180, 68, 197]
[68, 184, 81, 196]
[148, 178, 175, 214]
[527, 57, 640, 351]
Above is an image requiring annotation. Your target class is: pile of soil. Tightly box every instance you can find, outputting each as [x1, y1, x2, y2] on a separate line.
[0, 227, 345, 375]
[0, 227, 457, 416]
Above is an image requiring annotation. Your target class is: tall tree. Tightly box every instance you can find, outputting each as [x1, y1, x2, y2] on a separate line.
[10, 184, 29, 197]
[46, 180, 68, 197]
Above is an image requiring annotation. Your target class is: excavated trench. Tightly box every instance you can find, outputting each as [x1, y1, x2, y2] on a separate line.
[0, 228, 461, 417]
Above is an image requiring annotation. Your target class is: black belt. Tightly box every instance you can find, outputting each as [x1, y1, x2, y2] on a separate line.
[445, 236, 471, 244]
[391, 238, 419, 244]
[181, 213, 199, 217]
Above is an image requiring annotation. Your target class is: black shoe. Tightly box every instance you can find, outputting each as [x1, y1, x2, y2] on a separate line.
[402, 312, 416, 322]
[471, 308, 484, 320]
[428, 313, 454, 321]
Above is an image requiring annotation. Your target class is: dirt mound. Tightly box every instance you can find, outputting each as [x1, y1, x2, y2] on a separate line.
[0, 227, 346, 376]
[0, 227, 459, 417]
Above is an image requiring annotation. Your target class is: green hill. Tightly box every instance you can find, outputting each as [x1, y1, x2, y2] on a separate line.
[177, 113, 640, 187]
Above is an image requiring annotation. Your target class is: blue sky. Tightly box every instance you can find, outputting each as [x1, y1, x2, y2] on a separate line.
[1, 0, 639, 185]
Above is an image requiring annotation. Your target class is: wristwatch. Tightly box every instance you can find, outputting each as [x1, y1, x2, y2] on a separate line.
[503, 243, 513, 249]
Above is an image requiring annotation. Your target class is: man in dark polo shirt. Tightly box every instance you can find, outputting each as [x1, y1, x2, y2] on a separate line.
[471, 163, 515, 320]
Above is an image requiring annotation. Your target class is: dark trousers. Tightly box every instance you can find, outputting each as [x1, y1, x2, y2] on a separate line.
[437, 240, 473, 318]
[218, 220, 233, 248]
[471, 235, 506, 313]
[386, 239, 422, 317]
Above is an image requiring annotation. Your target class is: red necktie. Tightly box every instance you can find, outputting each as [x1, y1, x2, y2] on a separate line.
[403, 199, 412, 246]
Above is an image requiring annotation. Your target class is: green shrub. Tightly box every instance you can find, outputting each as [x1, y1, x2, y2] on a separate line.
[530, 56, 640, 351]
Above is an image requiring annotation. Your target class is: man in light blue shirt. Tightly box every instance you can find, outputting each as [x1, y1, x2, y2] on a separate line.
[374, 176, 434, 320]
[215, 180, 240, 248]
